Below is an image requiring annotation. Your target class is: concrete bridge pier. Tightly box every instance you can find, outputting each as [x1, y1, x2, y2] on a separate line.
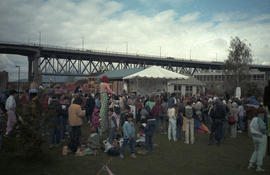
[28, 52, 41, 85]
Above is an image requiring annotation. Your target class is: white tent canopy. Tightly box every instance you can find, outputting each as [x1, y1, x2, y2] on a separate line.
[123, 66, 189, 80]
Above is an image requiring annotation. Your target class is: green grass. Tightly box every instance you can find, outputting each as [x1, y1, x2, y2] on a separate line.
[0, 126, 269, 175]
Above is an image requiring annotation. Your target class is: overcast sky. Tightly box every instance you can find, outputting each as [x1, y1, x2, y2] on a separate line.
[0, 0, 269, 81]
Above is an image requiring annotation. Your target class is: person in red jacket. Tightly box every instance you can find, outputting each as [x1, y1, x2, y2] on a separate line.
[151, 98, 163, 134]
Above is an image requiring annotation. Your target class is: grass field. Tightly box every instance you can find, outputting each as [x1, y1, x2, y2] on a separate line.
[0, 126, 269, 175]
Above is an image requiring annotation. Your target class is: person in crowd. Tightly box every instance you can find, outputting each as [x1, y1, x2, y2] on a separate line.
[108, 108, 117, 144]
[135, 96, 143, 124]
[184, 101, 194, 144]
[230, 102, 239, 138]
[140, 105, 149, 124]
[84, 127, 100, 155]
[20, 90, 29, 105]
[246, 97, 260, 137]
[120, 105, 132, 128]
[161, 97, 168, 134]
[238, 101, 245, 132]
[120, 114, 136, 159]
[194, 99, 203, 121]
[85, 93, 95, 124]
[144, 111, 156, 154]
[112, 100, 121, 130]
[0, 107, 5, 150]
[119, 95, 126, 111]
[1, 89, 9, 109]
[177, 101, 184, 140]
[221, 100, 230, 141]
[209, 98, 226, 146]
[60, 96, 70, 142]
[151, 98, 162, 134]
[263, 79, 270, 156]
[168, 93, 177, 109]
[48, 94, 62, 148]
[68, 97, 86, 153]
[145, 94, 156, 112]
[95, 93, 101, 109]
[168, 103, 177, 142]
[99, 76, 115, 133]
[91, 107, 100, 134]
[5, 89, 17, 136]
[248, 107, 267, 172]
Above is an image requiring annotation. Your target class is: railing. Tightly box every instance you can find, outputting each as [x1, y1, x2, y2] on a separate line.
[0, 40, 269, 67]
[0, 40, 220, 64]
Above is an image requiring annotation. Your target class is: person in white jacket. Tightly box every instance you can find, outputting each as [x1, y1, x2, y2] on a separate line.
[248, 107, 267, 172]
[167, 104, 177, 142]
[5, 89, 17, 136]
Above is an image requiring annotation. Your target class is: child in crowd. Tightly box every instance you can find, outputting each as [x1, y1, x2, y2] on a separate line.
[120, 105, 132, 127]
[120, 114, 136, 159]
[83, 127, 100, 155]
[108, 108, 117, 144]
[92, 107, 100, 134]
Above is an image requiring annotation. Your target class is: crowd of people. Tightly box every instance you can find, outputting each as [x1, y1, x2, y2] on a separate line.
[0, 78, 269, 172]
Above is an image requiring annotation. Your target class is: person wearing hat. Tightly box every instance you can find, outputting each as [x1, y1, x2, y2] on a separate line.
[248, 107, 267, 172]
[5, 89, 17, 136]
[99, 76, 115, 134]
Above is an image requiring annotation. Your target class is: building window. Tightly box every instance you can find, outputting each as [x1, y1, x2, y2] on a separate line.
[186, 85, 192, 92]
[186, 85, 192, 96]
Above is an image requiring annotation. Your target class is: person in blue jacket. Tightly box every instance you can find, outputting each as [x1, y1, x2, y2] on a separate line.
[120, 114, 136, 159]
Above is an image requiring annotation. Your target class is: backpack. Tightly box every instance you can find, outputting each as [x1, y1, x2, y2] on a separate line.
[185, 106, 193, 119]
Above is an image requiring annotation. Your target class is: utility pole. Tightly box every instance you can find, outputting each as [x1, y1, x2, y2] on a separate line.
[160, 46, 161, 58]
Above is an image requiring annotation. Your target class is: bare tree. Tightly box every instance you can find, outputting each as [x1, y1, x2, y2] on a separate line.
[223, 36, 253, 95]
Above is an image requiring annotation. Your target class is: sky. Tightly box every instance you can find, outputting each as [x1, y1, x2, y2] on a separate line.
[0, 0, 269, 81]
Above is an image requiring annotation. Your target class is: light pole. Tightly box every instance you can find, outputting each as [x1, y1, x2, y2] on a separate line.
[39, 31, 41, 46]
[82, 36, 85, 50]
[16, 66, 20, 93]
[125, 42, 128, 54]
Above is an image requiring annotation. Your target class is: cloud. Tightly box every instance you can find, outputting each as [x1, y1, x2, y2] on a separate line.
[179, 12, 200, 23]
[0, 0, 269, 80]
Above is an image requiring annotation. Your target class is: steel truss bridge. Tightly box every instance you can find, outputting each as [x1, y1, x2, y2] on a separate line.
[0, 42, 270, 83]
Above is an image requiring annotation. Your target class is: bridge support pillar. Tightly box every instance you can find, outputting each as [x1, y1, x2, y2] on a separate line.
[28, 56, 33, 82]
[28, 52, 41, 85]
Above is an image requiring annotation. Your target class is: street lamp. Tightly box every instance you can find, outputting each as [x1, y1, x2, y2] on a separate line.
[125, 42, 128, 54]
[39, 31, 41, 46]
[160, 46, 161, 58]
[16, 66, 20, 93]
[82, 36, 85, 50]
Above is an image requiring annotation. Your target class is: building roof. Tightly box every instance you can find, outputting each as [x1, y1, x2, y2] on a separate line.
[123, 66, 189, 80]
[96, 67, 145, 81]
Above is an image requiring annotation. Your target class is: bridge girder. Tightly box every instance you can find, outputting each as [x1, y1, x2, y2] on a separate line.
[38, 55, 201, 76]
